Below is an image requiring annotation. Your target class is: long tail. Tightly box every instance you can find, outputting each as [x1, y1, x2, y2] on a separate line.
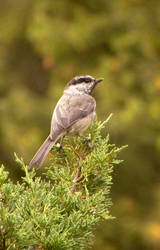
[28, 136, 56, 170]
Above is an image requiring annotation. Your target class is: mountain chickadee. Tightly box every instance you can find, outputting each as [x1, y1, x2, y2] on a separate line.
[29, 75, 103, 169]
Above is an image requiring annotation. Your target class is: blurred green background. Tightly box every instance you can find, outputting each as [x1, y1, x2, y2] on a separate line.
[1, 0, 160, 249]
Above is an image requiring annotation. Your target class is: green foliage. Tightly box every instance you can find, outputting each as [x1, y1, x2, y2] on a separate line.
[0, 119, 125, 249]
[0, 165, 9, 187]
[1, 0, 160, 249]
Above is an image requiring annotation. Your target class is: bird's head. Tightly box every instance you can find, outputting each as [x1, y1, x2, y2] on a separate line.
[65, 75, 104, 94]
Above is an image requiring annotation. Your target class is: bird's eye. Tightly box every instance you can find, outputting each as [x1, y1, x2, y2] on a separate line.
[85, 78, 91, 83]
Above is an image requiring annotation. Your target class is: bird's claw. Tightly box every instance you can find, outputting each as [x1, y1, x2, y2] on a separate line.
[80, 135, 93, 149]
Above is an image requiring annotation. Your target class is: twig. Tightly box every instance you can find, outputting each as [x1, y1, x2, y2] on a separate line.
[70, 167, 84, 194]
[0, 225, 6, 250]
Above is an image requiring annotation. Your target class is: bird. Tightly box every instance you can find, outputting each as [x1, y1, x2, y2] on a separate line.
[28, 75, 103, 169]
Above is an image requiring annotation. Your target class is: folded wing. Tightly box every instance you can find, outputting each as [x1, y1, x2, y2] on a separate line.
[50, 94, 96, 135]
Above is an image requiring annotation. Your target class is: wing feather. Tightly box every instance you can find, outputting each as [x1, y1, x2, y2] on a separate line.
[51, 94, 96, 131]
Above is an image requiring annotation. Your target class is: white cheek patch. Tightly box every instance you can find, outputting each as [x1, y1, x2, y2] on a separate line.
[64, 84, 88, 95]
[75, 83, 86, 91]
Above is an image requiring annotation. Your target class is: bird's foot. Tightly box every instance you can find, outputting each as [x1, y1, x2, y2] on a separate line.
[56, 143, 65, 155]
[80, 135, 93, 149]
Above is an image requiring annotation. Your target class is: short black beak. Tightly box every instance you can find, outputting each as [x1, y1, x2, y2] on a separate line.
[89, 78, 104, 93]
[95, 78, 104, 84]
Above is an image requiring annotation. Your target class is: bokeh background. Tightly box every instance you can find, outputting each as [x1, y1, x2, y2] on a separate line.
[1, 0, 160, 249]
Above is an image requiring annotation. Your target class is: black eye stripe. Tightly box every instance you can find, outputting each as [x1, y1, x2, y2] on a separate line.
[85, 78, 91, 83]
[77, 77, 92, 83]
[67, 76, 94, 86]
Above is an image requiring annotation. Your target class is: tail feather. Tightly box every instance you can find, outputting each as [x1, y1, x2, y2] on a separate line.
[29, 136, 55, 169]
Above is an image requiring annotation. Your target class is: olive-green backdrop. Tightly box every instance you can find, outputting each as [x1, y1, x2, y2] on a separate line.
[0, 0, 160, 249]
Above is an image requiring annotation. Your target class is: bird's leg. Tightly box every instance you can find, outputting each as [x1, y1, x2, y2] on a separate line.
[79, 135, 92, 149]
